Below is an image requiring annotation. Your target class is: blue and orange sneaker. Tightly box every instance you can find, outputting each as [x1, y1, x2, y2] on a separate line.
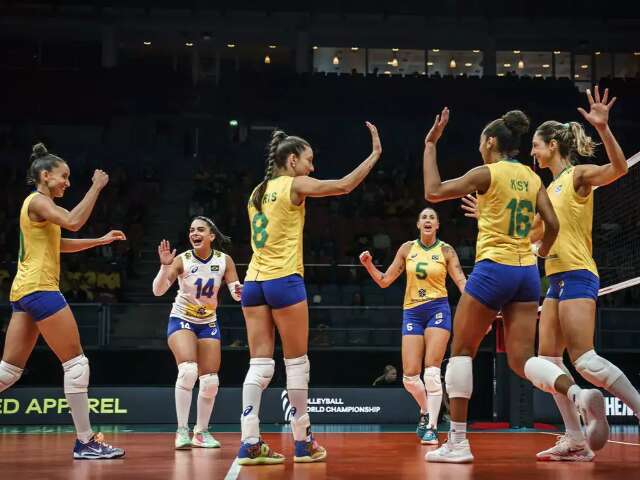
[73, 433, 125, 459]
[294, 435, 327, 463]
[237, 440, 285, 466]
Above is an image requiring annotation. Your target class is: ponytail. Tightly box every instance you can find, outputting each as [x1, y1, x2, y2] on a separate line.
[568, 121, 597, 158]
[535, 120, 598, 162]
[250, 129, 310, 212]
[194, 216, 231, 252]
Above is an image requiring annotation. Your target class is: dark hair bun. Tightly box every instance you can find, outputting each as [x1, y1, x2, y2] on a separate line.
[31, 142, 48, 159]
[502, 110, 530, 136]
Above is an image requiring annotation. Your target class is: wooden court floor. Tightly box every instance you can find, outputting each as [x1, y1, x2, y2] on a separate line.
[0, 430, 637, 479]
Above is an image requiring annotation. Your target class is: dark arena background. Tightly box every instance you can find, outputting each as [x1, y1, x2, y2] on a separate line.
[0, 1, 639, 478]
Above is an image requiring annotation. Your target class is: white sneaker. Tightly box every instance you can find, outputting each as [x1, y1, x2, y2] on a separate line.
[536, 434, 595, 462]
[425, 439, 474, 463]
[575, 389, 609, 451]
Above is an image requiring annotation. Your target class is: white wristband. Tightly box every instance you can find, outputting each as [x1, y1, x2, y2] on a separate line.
[152, 264, 172, 296]
[227, 281, 242, 301]
[531, 242, 547, 259]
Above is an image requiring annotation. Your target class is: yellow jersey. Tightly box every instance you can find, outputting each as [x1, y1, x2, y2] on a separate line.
[545, 166, 597, 276]
[475, 160, 541, 267]
[403, 239, 449, 309]
[10, 192, 61, 301]
[246, 176, 305, 281]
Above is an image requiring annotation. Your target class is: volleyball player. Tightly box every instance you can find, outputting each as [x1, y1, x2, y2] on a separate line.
[153, 216, 242, 449]
[530, 87, 640, 461]
[421, 109, 609, 463]
[1, 143, 125, 459]
[360, 207, 466, 445]
[236, 123, 381, 465]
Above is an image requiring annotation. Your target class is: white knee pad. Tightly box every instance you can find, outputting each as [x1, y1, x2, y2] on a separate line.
[539, 356, 575, 382]
[402, 374, 424, 394]
[198, 373, 219, 399]
[574, 350, 623, 389]
[524, 357, 563, 394]
[284, 355, 310, 390]
[243, 358, 275, 391]
[424, 367, 443, 396]
[445, 356, 473, 399]
[0, 361, 23, 393]
[62, 355, 90, 394]
[176, 362, 198, 391]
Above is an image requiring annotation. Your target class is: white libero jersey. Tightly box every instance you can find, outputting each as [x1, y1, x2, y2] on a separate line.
[170, 249, 227, 324]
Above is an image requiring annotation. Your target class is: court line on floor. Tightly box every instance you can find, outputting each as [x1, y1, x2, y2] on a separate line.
[224, 458, 241, 480]
[538, 431, 640, 446]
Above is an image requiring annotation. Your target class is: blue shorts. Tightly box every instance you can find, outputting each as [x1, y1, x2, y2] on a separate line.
[402, 298, 452, 335]
[167, 316, 221, 340]
[241, 274, 307, 309]
[11, 291, 68, 321]
[546, 270, 599, 301]
[465, 260, 540, 311]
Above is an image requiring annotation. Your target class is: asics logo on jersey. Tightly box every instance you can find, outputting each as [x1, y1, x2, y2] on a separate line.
[434, 312, 443, 325]
[243, 406, 254, 416]
[410, 254, 418, 259]
[191, 266, 199, 273]
[555, 185, 563, 194]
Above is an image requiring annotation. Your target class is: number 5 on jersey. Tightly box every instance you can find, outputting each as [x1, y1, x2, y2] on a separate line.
[252, 213, 269, 248]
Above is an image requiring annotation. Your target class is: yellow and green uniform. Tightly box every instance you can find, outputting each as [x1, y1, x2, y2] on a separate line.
[544, 166, 597, 277]
[10, 192, 61, 301]
[246, 176, 305, 281]
[403, 239, 449, 309]
[475, 159, 541, 267]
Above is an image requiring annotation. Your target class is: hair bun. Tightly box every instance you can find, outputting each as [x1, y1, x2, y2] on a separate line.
[501, 110, 530, 136]
[32, 142, 48, 159]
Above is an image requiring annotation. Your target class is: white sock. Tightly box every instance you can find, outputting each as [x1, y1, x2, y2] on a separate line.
[427, 393, 442, 429]
[175, 386, 192, 429]
[607, 374, 640, 418]
[66, 393, 93, 443]
[242, 384, 263, 444]
[196, 395, 215, 433]
[450, 421, 467, 444]
[540, 356, 584, 442]
[288, 389, 311, 441]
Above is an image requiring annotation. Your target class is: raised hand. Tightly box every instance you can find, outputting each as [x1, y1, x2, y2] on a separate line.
[100, 230, 127, 244]
[92, 169, 109, 190]
[425, 107, 450, 145]
[578, 85, 616, 131]
[158, 239, 176, 265]
[366, 121, 382, 157]
[461, 193, 479, 219]
[359, 250, 373, 266]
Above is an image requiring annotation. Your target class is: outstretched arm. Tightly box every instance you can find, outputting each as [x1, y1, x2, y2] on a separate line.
[359, 242, 410, 289]
[575, 86, 627, 188]
[29, 170, 109, 232]
[61, 230, 126, 253]
[292, 122, 381, 201]
[423, 108, 491, 202]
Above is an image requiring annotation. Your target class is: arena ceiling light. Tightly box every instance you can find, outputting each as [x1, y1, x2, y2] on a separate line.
[269, 45, 277, 49]
[185, 42, 194, 47]
[143, 41, 151, 46]
[517, 60, 524, 69]
[227, 44, 236, 48]
[542, 64, 550, 68]
[472, 50, 480, 53]
[449, 59, 456, 68]
[264, 55, 271, 64]
[351, 47, 359, 51]
[332, 55, 340, 65]
[464, 62, 472, 67]
[432, 49, 440, 52]
[553, 50, 561, 54]
[581, 64, 589, 69]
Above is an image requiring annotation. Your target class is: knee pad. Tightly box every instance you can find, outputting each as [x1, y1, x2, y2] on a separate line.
[243, 358, 275, 391]
[524, 357, 563, 394]
[198, 373, 219, 399]
[284, 355, 310, 390]
[424, 367, 443, 396]
[539, 356, 575, 382]
[0, 361, 23, 393]
[62, 355, 90, 394]
[574, 350, 623, 389]
[176, 362, 198, 391]
[402, 374, 425, 395]
[445, 356, 473, 399]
